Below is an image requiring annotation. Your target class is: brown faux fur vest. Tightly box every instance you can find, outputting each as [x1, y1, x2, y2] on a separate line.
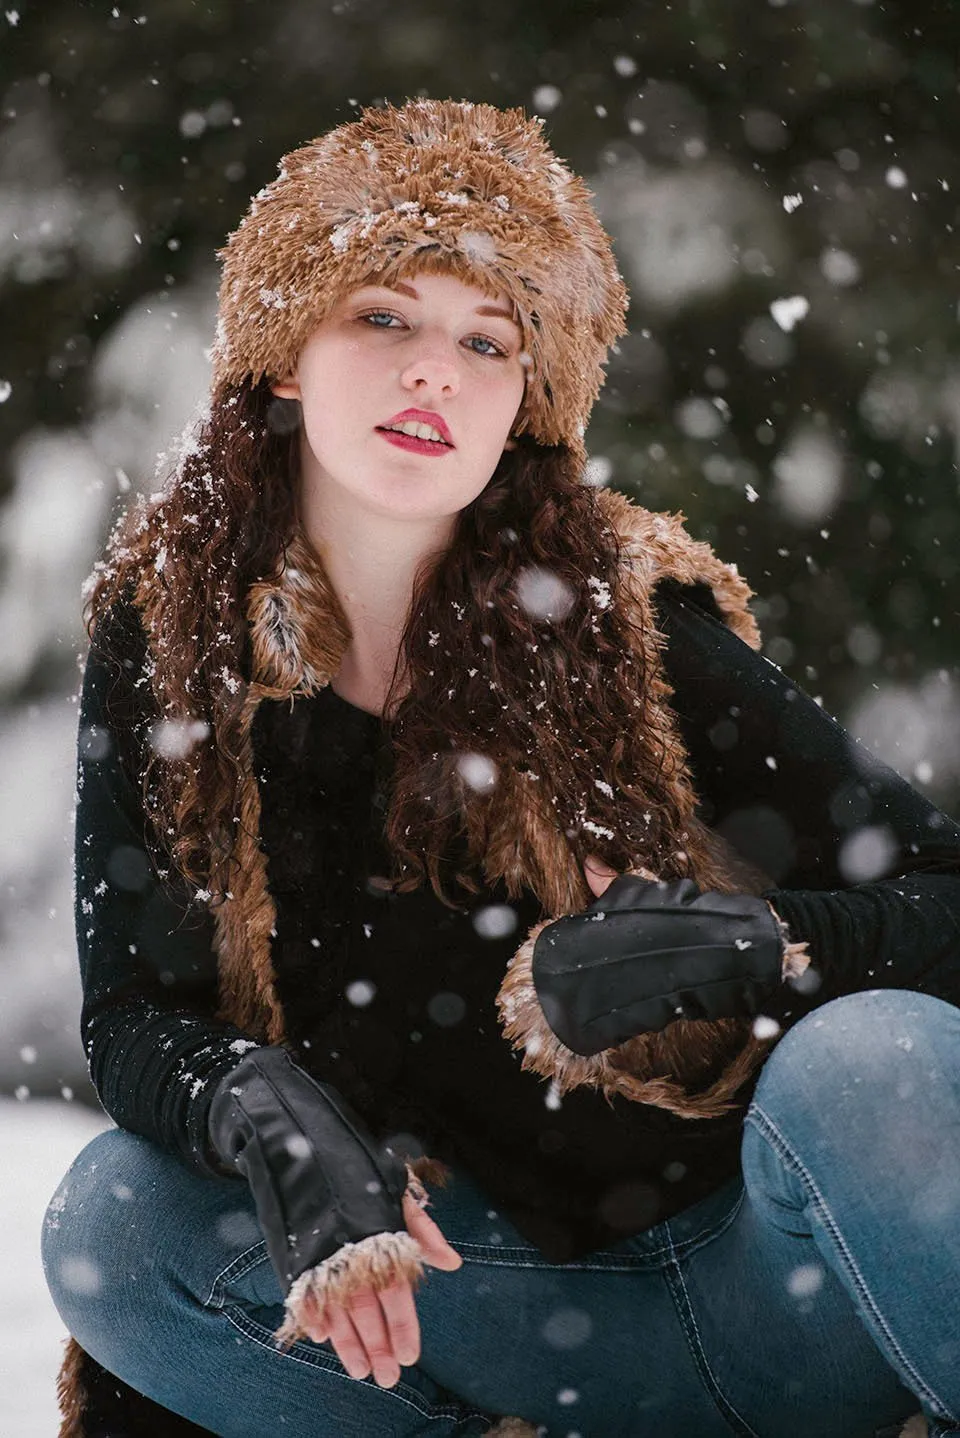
[59, 489, 802, 1436]
[207, 486, 778, 1120]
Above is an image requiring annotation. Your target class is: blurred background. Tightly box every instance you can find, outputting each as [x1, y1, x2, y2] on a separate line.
[0, 0, 957, 1424]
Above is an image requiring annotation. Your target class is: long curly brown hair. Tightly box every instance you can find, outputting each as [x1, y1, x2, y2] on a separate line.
[87, 377, 698, 907]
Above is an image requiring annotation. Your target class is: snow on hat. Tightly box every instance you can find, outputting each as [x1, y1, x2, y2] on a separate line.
[212, 98, 629, 452]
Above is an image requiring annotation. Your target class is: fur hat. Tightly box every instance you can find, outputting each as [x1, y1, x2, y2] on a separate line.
[212, 98, 629, 451]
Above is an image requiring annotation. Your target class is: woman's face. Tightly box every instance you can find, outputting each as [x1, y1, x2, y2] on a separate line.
[272, 270, 527, 524]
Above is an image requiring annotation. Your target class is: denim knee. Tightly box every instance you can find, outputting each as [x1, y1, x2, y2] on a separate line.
[44, 1129, 167, 1346]
[748, 989, 960, 1175]
[42, 1126, 265, 1360]
[757, 988, 960, 1097]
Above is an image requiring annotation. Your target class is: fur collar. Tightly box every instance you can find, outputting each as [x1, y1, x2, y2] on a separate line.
[244, 489, 760, 698]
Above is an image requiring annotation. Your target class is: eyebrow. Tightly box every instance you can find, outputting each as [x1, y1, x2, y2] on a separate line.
[361, 280, 520, 326]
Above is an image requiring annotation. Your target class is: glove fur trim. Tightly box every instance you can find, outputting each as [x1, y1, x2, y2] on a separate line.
[276, 1230, 424, 1348]
[497, 892, 811, 1120]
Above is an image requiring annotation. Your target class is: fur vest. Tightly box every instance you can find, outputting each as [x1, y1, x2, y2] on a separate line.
[208, 486, 776, 1121]
[58, 489, 788, 1437]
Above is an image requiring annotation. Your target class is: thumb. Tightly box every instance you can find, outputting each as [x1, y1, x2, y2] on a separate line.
[584, 853, 618, 899]
[402, 1189, 463, 1270]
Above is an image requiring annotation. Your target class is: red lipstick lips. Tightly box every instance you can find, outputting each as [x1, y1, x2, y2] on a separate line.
[376, 408, 454, 456]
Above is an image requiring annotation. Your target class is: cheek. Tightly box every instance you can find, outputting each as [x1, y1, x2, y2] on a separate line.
[295, 351, 352, 442]
[494, 375, 525, 439]
[298, 327, 367, 384]
[474, 366, 524, 431]
[506, 363, 527, 411]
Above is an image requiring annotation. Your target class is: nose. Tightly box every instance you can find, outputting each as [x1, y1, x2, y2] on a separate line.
[399, 337, 460, 399]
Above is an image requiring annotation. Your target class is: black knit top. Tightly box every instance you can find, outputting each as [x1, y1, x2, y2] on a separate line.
[75, 582, 960, 1261]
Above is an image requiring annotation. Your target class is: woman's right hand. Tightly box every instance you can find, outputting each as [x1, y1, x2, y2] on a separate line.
[299, 1188, 462, 1388]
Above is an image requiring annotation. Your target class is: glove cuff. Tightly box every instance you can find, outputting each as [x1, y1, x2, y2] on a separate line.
[497, 910, 757, 1118]
[764, 900, 812, 982]
[498, 883, 812, 1120]
[276, 1229, 424, 1348]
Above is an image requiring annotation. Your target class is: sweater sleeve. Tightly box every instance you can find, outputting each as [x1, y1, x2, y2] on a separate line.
[76, 601, 258, 1175]
[654, 579, 960, 1020]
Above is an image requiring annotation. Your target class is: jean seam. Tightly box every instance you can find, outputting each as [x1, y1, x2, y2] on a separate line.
[203, 1241, 270, 1309]
[453, 1198, 743, 1271]
[219, 1302, 491, 1425]
[455, 1243, 669, 1271]
[748, 1100, 958, 1425]
[661, 1226, 761, 1438]
[667, 1187, 747, 1263]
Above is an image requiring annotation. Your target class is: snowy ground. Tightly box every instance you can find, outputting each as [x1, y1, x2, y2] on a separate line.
[1, 1097, 109, 1436]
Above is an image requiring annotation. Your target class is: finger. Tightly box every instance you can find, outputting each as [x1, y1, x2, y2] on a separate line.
[346, 1289, 400, 1388]
[402, 1193, 462, 1270]
[300, 1290, 328, 1344]
[378, 1281, 422, 1368]
[406, 1205, 462, 1268]
[326, 1304, 372, 1382]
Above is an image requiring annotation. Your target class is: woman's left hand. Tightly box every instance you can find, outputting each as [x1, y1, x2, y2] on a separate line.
[531, 858, 788, 1056]
[299, 1188, 462, 1387]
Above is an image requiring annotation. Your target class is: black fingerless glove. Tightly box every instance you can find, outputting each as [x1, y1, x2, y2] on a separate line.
[532, 875, 786, 1056]
[207, 1046, 410, 1291]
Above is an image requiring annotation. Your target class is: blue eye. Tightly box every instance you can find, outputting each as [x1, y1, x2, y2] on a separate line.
[357, 310, 507, 356]
[465, 335, 506, 358]
[360, 310, 402, 328]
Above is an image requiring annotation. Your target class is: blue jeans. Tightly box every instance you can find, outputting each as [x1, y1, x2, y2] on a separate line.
[42, 991, 960, 1437]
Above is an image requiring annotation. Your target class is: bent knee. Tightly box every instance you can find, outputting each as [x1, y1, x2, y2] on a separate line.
[753, 989, 960, 1128]
[42, 1129, 169, 1334]
[43, 1126, 270, 1354]
[749, 990, 960, 1208]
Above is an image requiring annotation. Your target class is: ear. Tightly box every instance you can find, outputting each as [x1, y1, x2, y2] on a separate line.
[503, 437, 518, 452]
[270, 377, 301, 401]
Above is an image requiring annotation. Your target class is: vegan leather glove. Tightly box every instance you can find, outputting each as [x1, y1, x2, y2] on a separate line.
[532, 874, 791, 1056]
[207, 1045, 423, 1342]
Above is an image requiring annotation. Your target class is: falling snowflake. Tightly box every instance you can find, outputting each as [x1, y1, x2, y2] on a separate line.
[787, 1264, 824, 1298]
[532, 85, 562, 114]
[457, 752, 498, 792]
[457, 229, 498, 262]
[472, 904, 517, 939]
[752, 1015, 781, 1040]
[769, 296, 809, 332]
[148, 718, 210, 760]
[515, 566, 576, 622]
[346, 980, 376, 1007]
[60, 1256, 103, 1296]
[583, 455, 612, 488]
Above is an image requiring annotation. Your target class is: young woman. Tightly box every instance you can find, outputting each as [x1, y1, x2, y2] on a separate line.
[44, 99, 960, 1438]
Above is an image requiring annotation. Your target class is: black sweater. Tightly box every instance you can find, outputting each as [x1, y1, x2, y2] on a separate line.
[75, 583, 960, 1261]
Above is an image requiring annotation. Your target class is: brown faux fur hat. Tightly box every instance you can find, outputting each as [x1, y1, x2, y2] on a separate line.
[212, 97, 629, 451]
